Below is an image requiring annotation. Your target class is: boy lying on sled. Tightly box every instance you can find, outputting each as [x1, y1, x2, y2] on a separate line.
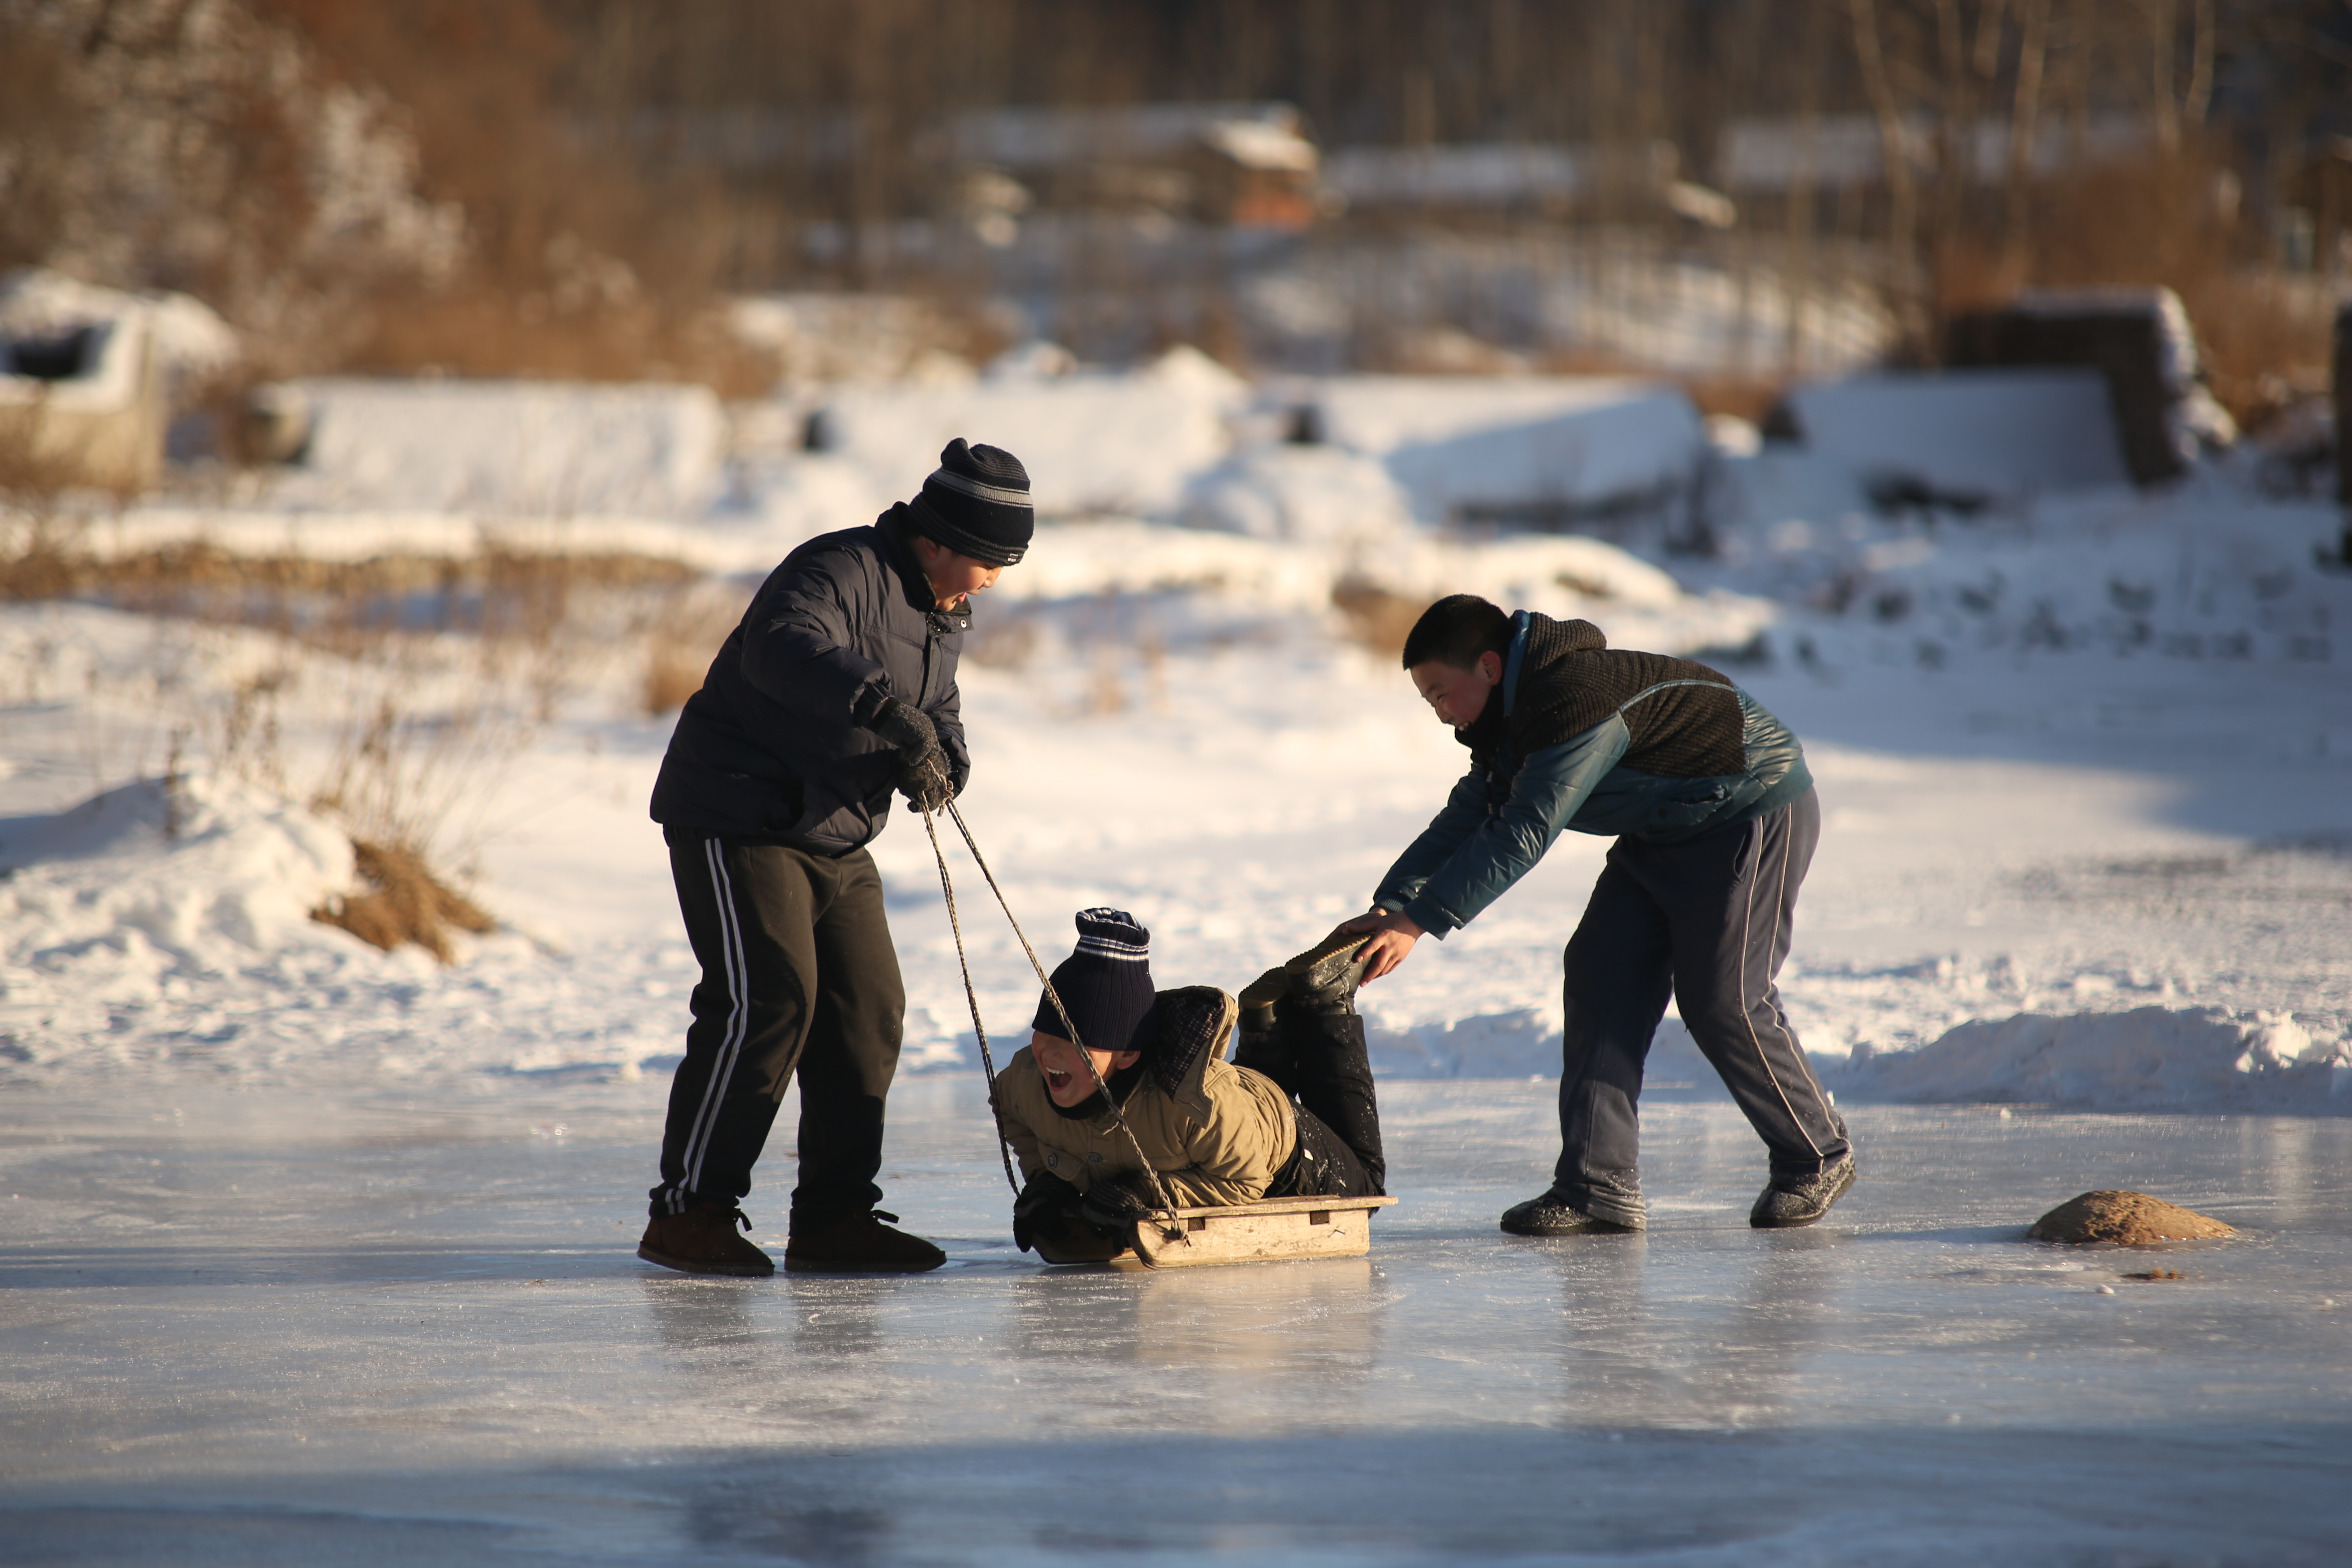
[989, 908, 1385, 1261]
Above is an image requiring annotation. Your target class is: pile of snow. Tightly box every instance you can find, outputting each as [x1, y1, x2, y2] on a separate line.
[1370, 1008, 1557, 1078]
[0, 774, 363, 1065]
[269, 378, 726, 519]
[1773, 368, 2132, 506]
[1175, 444, 1417, 544]
[812, 346, 1248, 518]
[1307, 375, 1708, 524]
[1831, 1007, 2350, 1113]
[0, 267, 241, 401]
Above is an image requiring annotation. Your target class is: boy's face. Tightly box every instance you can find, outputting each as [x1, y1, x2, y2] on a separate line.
[1031, 1029, 1141, 1108]
[1409, 650, 1504, 730]
[911, 535, 1006, 611]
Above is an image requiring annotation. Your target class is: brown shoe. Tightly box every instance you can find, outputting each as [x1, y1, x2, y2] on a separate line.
[784, 1209, 947, 1274]
[638, 1203, 775, 1276]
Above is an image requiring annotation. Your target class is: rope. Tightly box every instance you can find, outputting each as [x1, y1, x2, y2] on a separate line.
[920, 804, 1020, 1198]
[919, 780, 1187, 1244]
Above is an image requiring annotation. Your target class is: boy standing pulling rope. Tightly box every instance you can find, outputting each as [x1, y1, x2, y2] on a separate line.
[638, 440, 1033, 1276]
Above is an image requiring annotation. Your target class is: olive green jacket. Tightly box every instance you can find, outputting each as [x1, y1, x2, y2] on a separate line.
[989, 987, 1297, 1208]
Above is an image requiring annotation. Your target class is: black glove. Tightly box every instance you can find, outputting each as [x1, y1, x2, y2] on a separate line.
[1078, 1171, 1158, 1229]
[869, 695, 951, 812]
[1011, 1170, 1080, 1254]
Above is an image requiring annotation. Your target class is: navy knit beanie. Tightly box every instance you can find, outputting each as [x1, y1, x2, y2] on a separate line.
[1031, 907, 1155, 1056]
[907, 438, 1033, 567]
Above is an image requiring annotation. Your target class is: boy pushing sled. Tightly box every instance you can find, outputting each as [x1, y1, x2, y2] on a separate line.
[992, 910, 1385, 1263]
[1341, 595, 1855, 1235]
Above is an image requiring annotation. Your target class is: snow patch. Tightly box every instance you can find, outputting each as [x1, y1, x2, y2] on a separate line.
[1834, 1006, 2350, 1113]
[1777, 368, 2132, 505]
[272, 378, 727, 519]
[1309, 375, 1708, 524]
[0, 775, 361, 1056]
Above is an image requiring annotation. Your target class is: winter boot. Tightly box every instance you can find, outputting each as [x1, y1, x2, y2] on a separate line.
[1749, 1156, 1857, 1229]
[1281, 929, 1373, 1016]
[1499, 1189, 1644, 1236]
[783, 1208, 947, 1273]
[638, 1200, 777, 1276]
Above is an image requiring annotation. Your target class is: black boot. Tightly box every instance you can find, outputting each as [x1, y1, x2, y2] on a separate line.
[1281, 929, 1373, 1015]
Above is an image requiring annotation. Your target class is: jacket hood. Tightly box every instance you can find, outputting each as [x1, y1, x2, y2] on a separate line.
[1144, 986, 1237, 1109]
[1547, 615, 1608, 653]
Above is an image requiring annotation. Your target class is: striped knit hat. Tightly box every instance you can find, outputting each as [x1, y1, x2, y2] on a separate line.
[906, 438, 1033, 567]
[1031, 907, 1155, 1056]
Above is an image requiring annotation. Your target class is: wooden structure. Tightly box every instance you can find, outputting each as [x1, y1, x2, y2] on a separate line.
[1035, 1194, 1397, 1270]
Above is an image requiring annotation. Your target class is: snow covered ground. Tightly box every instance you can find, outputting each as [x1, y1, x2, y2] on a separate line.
[3, 363, 2350, 1561]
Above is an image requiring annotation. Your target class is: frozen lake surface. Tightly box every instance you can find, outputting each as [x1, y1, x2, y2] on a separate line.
[4, 1077, 2347, 1566]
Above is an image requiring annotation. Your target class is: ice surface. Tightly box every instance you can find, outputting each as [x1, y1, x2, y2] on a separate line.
[2, 1082, 2347, 1565]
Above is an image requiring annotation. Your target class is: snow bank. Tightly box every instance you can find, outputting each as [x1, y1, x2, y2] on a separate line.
[1308, 375, 1708, 524]
[814, 347, 1246, 518]
[1775, 369, 2132, 505]
[1832, 1006, 2351, 1114]
[270, 378, 727, 519]
[1176, 443, 1417, 544]
[1363, 1004, 2352, 1116]
[0, 775, 361, 1062]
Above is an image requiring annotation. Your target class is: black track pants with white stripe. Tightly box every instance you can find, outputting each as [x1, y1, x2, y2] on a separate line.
[649, 838, 904, 1231]
[1552, 790, 1848, 1223]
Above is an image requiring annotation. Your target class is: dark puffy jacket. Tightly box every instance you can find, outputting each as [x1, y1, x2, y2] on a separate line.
[649, 512, 971, 855]
[1374, 611, 1811, 936]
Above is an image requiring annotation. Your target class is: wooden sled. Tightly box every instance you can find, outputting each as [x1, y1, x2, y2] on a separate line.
[1034, 1194, 1398, 1270]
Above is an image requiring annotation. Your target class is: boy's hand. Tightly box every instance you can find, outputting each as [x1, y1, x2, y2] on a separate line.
[870, 695, 952, 811]
[1336, 908, 1424, 982]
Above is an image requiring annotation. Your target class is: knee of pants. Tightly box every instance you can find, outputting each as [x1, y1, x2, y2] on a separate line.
[1677, 991, 1793, 1051]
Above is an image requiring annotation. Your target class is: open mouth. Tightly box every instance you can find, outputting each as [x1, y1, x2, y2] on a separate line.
[1045, 1067, 1073, 1092]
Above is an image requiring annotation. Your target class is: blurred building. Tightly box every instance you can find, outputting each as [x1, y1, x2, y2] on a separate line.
[944, 102, 1321, 231]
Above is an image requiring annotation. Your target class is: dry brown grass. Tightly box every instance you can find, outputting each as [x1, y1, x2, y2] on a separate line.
[636, 579, 747, 716]
[1332, 578, 1436, 659]
[312, 837, 495, 961]
[335, 283, 781, 397]
[1679, 378, 1787, 423]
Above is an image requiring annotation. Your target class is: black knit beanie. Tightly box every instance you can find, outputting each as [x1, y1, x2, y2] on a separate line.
[1031, 907, 1155, 1056]
[906, 438, 1033, 566]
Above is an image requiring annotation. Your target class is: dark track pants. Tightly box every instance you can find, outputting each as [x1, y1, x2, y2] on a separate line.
[1553, 791, 1847, 1225]
[649, 838, 904, 1231]
[1258, 1013, 1387, 1200]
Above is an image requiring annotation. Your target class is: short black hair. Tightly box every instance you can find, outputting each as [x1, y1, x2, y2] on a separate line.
[1401, 594, 1509, 670]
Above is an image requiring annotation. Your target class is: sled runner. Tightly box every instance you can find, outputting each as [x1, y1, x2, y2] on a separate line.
[1031, 1194, 1397, 1270]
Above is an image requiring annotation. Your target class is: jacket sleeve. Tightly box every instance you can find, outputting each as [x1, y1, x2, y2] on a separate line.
[735, 548, 896, 725]
[989, 1052, 1046, 1182]
[1371, 770, 1490, 914]
[929, 661, 971, 793]
[1396, 717, 1630, 937]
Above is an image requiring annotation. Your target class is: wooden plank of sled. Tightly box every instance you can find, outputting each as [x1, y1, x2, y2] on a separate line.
[1036, 1194, 1398, 1270]
[1134, 1194, 1398, 1270]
